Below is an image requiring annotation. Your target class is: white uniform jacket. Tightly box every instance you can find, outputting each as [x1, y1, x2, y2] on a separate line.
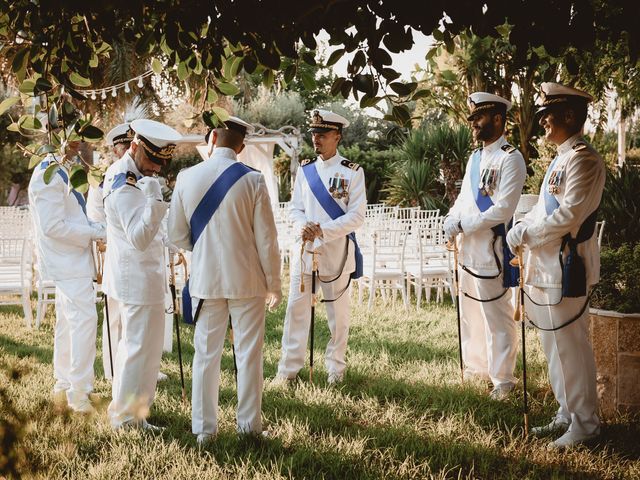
[28, 155, 96, 281]
[520, 134, 605, 289]
[86, 184, 105, 224]
[168, 147, 281, 299]
[290, 153, 366, 277]
[447, 136, 526, 275]
[102, 152, 168, 305]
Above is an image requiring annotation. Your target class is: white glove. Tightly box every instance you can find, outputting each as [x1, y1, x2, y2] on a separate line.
[137, 176, 163, 201]
[266, 290, 282, 311]
[91, 223, 106, 242]
[443, 216, 461, 242]
[163, 235, 179, 255]
[506, 222, 528, 254]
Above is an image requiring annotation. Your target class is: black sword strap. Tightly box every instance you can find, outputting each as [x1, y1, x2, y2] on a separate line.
[526, 293, 591, 331]
[192, 298, 205, 324]
[462, 287, 509, 303]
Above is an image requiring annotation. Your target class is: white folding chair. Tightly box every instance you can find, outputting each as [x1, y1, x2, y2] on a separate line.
[0, 237, 34, 327]
[406, 227, 451, 308]
[357, 229, 408, 310]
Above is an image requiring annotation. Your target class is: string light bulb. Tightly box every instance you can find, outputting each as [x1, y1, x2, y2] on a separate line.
[137, 76, 144, 88]
[111, 87, 117, 97]
[124, 82, 130, 93]
[101, 90, 107, 100]
[91, 91, 96, 100]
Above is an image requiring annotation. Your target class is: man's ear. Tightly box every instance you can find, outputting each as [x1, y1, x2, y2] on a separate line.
[207, 130, 217, 157]
[564, 108, 577, 129]
[237, 143, 246, 154]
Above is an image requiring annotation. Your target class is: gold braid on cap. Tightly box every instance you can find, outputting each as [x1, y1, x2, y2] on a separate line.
[112, 128, 135, 146]
[310, 110, 341, 131]
[137, 134, 176, 161]
[469, 102, 497, 115]
[541, 97, 570, 106]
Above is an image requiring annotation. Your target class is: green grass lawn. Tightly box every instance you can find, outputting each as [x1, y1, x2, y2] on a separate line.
[0, 285, 638, 479]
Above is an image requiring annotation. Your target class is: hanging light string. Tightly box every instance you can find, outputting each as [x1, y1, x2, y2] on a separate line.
[79, 69, 155, 100]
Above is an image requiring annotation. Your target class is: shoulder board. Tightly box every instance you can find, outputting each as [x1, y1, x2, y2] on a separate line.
[300, 158, 316, 167]
[572, 142, 588, 152]
[341, 159, 361, 171]
[240, 162, 259, 172]
[501, 144, 517, 154]
[125, 171, 138, 186]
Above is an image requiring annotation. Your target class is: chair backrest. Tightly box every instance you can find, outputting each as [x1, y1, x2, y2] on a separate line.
[370, 229, 407, 268]
[396, 206, 419, 220]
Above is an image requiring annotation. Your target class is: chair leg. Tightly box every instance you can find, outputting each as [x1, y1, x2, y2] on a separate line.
[36, 295, 43, 329]
[368, 280, 375, 310]
[22, 289, 33, 329]
[416, 277, 422, 310]
[358, 278, 363, 305]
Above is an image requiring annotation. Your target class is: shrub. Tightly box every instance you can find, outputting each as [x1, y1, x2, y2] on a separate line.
[591, 244, 640, 314]
[599, 163, 640, 248]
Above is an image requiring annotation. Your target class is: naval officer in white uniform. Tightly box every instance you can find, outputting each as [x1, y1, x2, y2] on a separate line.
[507, 82, 604, 449]
[276, 109, 366, 385]
[86, 122, 132, 380]
[168, 116, 281, 444]
[29, 138, 105, 413]
[102, 118, 181, 430]
[444, 93, 526, 400]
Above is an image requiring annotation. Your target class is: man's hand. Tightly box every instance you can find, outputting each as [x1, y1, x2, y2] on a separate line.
[91, 223, 106, 242]
[137, 176, 163, 201]
[506, 222, 528, 254]
[266, 290, 282, 311]
[301, 222, 322, 242]
[443, 216, 461, 242]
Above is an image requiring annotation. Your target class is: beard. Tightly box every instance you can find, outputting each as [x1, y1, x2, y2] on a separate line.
[473, 122, 495, 142]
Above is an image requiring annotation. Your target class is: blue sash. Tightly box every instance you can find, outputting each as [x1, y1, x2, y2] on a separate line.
[468, 150, 518, 287]
[541, 155, 596, 297]
[183, 162, 252, 323]
[301, 161, 363, 280]
[40, 160, 87, 215]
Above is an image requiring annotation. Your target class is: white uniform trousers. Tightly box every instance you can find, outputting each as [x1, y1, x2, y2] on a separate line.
[191, 297, 265, 435]
[108, 302, 165, 428]
[459, 268, 518, 386]
[527, 287, 600, 437]
[278, 270, 351, 379]
[101, 295, 121, 380]
[53, 277, 98, 404]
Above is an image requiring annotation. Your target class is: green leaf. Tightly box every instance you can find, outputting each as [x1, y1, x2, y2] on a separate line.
[0, 97, 20, 116]
[440, 70, 457, 82]
[284, 64, 297, 84]
[432, 28, 444, 42]
[177, 61, 189, 81]
[206, 88, 218, 104]
[211, 106, 230, 123]
[300, 70, 316, 91]
[380, 68, 401, 82]
[19, 115, 42, 131]
[69, 165, 88, 189]
[29, 154, 44, 169]
[48, 103, 59, 130]
[11, 47, 29, 73]
[43, 162, 60, 184]
[77, 124, 104, 142]
[229, 56, 242, 77]
[411, 89, 430, 101]
[89, 54, 99, 68]
[392, 105, 411, 125]
[262, 69, 275, 89]
[7, 122, 20, 132]
[18, 79, 36, 95]
[37, 144, 57, 155]
[302, 51, 316, 66]
[330, 77, 346, 97]
[151, 58, 163, 74]
[425, 48, 438, 61]
[216, 82, 240, 96]
[69, 71, 91, 87]
[389, 82, 412, 96]
[326, 49, 345, 67]
[34, 77, 53, 93]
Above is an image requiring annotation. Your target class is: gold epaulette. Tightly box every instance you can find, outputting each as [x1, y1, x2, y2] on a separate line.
[125, 171, 137, 186]
[300, 158, 316, 166]
[573, 142, 588, 152]
[341, 159, 361, 171]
